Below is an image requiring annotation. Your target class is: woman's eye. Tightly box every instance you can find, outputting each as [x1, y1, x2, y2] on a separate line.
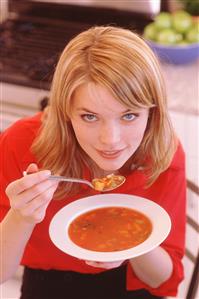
[122, 113, 137, 121]
[81, 114, 97, 122]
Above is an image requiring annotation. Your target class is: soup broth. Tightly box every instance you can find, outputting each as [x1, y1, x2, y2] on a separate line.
[68, 207, 152, 252]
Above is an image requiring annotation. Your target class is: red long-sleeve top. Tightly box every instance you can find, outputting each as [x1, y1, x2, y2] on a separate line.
[0, 113, 186, 296]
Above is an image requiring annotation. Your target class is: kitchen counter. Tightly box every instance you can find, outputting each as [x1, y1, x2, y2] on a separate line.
[160, 60, 199, 187]
[161, 60, 199, 115]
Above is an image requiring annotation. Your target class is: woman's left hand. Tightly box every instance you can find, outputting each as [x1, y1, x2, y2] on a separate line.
[85, 260, 125, 269]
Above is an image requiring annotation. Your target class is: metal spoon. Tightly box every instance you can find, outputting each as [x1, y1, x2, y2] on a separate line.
[23, 171, 125, 192]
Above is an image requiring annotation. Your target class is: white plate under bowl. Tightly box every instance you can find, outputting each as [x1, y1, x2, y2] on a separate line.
[49, 193, 171, 262]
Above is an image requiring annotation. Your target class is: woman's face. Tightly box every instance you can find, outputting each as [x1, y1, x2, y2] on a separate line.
[70, 83, 149, 172]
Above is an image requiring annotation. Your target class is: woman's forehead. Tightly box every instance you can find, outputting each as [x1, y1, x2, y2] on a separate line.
[72, 83, 133, 114]
[72, 83, 152, 118]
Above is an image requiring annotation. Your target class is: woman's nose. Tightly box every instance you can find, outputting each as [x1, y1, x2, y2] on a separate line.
[99, 123, 121, 145]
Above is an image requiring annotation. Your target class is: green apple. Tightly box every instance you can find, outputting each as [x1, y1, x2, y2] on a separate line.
[154, 12, 172, 30]
[143, 23, 157, 41]
[156, 29, 177, 45]
[175, 33, 183, 43]
[186, 26, 199, 43]
[172, 10, 193, 33]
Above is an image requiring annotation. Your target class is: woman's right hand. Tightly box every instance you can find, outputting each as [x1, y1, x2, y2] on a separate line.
[5, 163, 59, 224]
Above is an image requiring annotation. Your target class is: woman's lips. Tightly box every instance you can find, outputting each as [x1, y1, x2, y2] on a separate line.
[97, 149, 124, 159]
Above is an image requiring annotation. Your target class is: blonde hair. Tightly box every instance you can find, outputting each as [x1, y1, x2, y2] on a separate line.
[32, 26, 177, 198]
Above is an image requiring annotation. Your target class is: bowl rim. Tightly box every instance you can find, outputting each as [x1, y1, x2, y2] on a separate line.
[146, 39, 199, 49]
[49, 193, 171, 262]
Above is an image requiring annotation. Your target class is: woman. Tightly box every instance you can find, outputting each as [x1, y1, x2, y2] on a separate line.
[0, 26, 186, 299]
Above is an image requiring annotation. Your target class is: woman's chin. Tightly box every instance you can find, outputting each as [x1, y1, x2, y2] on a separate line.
[96, 161, 125, 173]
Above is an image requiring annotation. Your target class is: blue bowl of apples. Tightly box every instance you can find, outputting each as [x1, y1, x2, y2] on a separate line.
[143, 11, 199, 64]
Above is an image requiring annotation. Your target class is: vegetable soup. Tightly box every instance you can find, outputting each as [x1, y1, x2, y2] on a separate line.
[92, 174, 125, 191]
[68, 207, 152, 252]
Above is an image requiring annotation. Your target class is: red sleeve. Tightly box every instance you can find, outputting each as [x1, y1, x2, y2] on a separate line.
[126, 143, 186, 296]
[0, 114, 41, 221]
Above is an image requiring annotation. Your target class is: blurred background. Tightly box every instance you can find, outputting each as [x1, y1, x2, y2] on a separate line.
[0, 0, 198, 298]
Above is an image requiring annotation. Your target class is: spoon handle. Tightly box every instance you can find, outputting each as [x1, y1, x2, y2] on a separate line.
[23, 171, 93, 188]
[48, 175, 93, 188]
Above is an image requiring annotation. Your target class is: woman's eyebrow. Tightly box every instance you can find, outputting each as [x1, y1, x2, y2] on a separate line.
[76, 108, 98, 114]
[76, 108, 134, 114]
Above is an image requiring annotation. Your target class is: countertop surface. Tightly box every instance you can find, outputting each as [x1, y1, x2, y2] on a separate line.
[161, 60, 199, 116]
[160, 60, 198, 187]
